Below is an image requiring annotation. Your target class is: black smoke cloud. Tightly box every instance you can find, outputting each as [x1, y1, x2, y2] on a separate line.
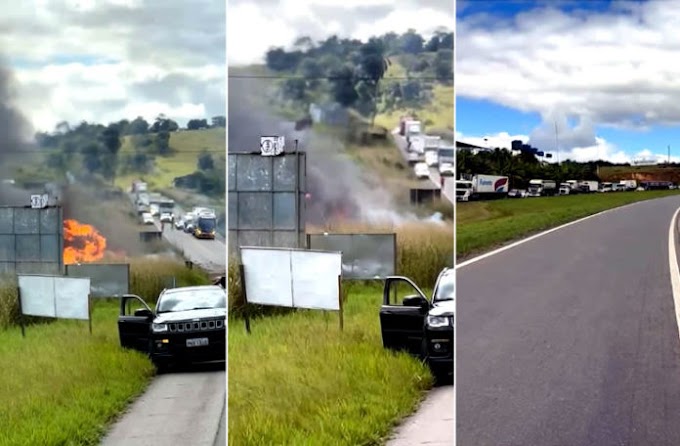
[0, 64, 35, 205]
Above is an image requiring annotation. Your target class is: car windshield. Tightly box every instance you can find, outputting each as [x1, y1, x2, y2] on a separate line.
[198, 217, 216, 231]
[434, 273, 455, 301]
[157, 287, 226, 313]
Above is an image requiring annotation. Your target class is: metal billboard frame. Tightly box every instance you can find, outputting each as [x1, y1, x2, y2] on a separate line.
[0, 206, 64, 275]
[228, 150, 307, 253]
[306, 232, 398, 279]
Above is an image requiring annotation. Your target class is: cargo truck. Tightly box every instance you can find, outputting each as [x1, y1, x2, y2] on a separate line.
[527, 179, 557, 197]
[578, 180, 599, 193]
[619, 180, 637, 191]
[457, 174, 509, 201]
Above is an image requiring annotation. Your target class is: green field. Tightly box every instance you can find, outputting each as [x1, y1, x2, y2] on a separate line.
[457, 190, 680, 259]
[0, 300, 153, 446]
[0, 259, 212, 446]
[228, 283, 433, 446]
[115, 127, 226, 191]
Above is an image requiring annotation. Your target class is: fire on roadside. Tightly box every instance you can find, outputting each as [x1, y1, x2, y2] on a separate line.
[63, 219, 107, 265]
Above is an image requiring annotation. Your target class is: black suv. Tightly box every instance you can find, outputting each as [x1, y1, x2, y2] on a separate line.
[117, 285, 226, 372]
[379, 268, 454, 381]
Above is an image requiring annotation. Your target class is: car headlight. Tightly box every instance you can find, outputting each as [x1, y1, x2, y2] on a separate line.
[152, 323, 168, 333]
[427, 315, 450, 328]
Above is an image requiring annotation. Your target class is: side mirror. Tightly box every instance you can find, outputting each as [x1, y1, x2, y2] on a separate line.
[134, 308, 153, 319]
[402, 295, 429, 309]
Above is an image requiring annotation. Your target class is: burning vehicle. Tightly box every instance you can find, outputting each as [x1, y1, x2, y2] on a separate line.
[117, 285, 226, 372]
[63, 219, 107, 264]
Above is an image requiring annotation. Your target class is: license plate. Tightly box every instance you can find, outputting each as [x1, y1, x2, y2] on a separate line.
[186, 337, 209, 347]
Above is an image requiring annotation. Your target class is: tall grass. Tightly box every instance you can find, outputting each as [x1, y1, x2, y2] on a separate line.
[0, 257, 213, 445]
[228, 221, 454, 316]
[0, 258, 211, 330]
[228, 284, 434, 446]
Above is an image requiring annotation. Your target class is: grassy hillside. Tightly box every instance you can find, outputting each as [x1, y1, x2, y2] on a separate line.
[599, 165, 680, 183]
[373, 56, 453, 135]
[115, 127, 226, 191]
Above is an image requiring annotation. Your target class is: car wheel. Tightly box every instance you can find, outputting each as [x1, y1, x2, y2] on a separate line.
[152, 358, 171, 374]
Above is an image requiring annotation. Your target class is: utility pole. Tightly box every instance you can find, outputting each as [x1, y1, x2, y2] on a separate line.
[668, 145, 671, 164]
[554, 120, 560, 165]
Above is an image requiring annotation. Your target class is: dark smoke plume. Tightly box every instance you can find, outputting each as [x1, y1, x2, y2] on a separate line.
[0, 64, 35, 205]
[228, 72, 411, 226]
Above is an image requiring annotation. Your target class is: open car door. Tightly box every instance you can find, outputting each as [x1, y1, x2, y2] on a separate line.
[118, 294, 154, 353]
[379, 276, 430, 357]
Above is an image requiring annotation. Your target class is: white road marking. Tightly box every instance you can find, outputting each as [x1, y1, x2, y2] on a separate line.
[667, 206, 680, 345]
[456, 200, 652, 270]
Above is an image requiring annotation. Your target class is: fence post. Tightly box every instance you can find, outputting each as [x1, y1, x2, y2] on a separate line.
[239, 264, 251, 334]
[338, 275, 344, 332]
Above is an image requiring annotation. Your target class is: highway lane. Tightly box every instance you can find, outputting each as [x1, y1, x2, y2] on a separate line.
[457, 196, 680, 446]
[129, 192, 226, 273]
[100, 364, 225, 446]
[386, 384, 454, 446]
[391, 128, 454, 203]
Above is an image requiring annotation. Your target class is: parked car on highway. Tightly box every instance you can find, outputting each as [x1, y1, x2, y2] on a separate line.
[159, 212, 173, 223]
[174, 215, 185, 229]
[438, 162, 455, 176]
[141, 212, 154, 225]
[508, 189, 528, 198]
[117, 285, 226, 372]
[414, 162, 430, 179]
[379, 267, 454, 381]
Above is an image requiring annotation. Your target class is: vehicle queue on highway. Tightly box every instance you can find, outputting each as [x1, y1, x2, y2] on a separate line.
[455, 174, 676, 202]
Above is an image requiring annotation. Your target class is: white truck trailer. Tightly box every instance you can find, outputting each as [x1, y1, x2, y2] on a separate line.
[527, 179, 557, 197]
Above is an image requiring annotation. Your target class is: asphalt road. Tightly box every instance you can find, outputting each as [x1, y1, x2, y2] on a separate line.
[100, 364, 226, 446]
[386, 384, 455, 446]
[129, 193, 226, 273]
[457, 196, 680, 446]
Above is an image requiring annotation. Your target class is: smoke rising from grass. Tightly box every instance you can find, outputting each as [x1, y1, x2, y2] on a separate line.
[227, 73, 414, 226]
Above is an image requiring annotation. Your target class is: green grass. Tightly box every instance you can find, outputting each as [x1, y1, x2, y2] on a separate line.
[0, 258, 213, 445]
[0, 299, 154, 446]
[373, 57, 453, 133]
[457, 190, 680, 258]
[115, 127, 226, 191]
[228, 283, 434, 446]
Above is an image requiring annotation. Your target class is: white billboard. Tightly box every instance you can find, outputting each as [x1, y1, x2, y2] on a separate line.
[240, 246, 342, 311]
[18, 275, 91, 320]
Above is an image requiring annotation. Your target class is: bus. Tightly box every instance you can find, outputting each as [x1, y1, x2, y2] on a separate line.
[194, 212, 217, 239]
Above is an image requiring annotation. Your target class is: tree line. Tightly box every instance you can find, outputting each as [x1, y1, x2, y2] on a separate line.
[456, 147, 639, 188]
[264, 29, 454, 124]
[35, 114, 226, 197]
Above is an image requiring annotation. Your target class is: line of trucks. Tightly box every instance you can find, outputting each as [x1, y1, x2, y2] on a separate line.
[399, 117, 455, 178]
[131, 180, 217, 240]
[456, 176, 674, 202]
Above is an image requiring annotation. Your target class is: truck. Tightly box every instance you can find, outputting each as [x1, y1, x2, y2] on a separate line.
[457, 174, 509, 201]
[438, 146, 455, 176]
[527, 179, 557, 197]
[409, 135, 425, 154]
[398, 116, 415, 136]
[578, 180, 599, 193]
[619, 180, 637, 191]
[131, 180, 147, 194]
[456, 180, 473, 202]
[403, 120, 422, 143]
[472, 174, 509, 199]
[559, 180, 581, 195]
[599, 182, 613, 193]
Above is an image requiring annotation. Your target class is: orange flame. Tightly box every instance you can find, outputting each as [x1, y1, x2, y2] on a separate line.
[63, 219, 107, 265]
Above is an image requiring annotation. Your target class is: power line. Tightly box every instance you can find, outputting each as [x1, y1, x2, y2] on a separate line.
[228, 74, 452, 81]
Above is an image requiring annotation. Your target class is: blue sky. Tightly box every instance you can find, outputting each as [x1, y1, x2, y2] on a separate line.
[456, 0, 680, 164]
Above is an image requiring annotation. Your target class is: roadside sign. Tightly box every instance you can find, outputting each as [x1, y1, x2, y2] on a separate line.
[260, 136, 285, 156]
[30, 194, 49, 209]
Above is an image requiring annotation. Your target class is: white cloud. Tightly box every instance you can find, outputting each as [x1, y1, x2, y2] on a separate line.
[457, 0, 680, 150]
[1, 0, 225, 132]
[227, 0, 454, 66]
[456, 131, 679, 164]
